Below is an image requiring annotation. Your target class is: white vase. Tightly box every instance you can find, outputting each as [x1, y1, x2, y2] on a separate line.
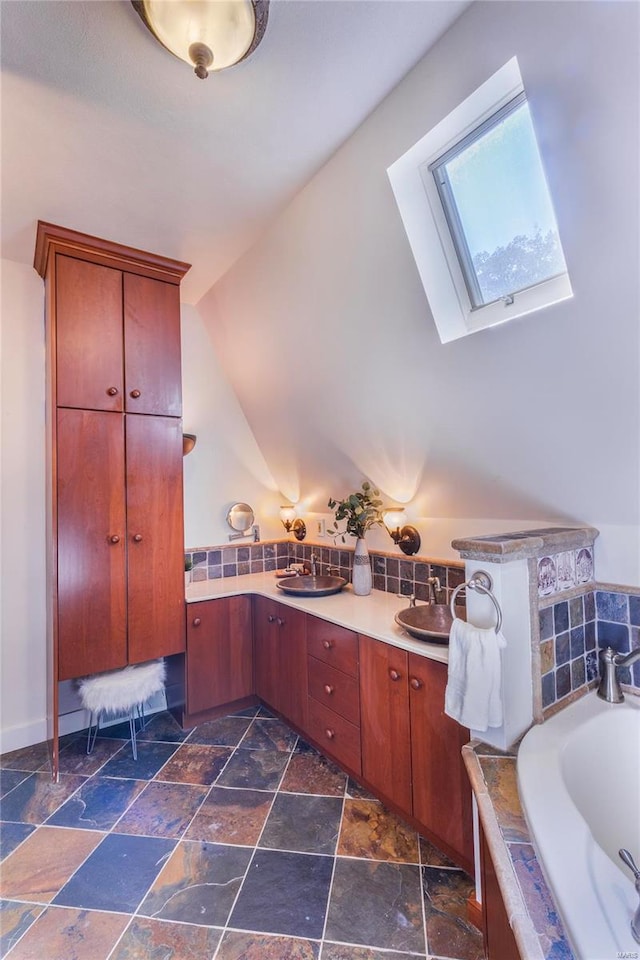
[352, 537, 372, 596]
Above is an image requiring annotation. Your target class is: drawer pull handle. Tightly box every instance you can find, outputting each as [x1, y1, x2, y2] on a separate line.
[107, 386, 118, 396]
[324, 684, 334, 696]
[277, 617, 285, 627]
[130, 389, 141, 399]
[109, 534, 120, 544]
[410, 677, 423, 690]
[268, 614, 276, 623]
[322, 640, 333, 650]
[325, 728, 335, 740]
[389, 669, 401, 682]
[192, 617, 202, 627]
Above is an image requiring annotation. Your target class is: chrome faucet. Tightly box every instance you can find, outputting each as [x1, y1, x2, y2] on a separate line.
[310, 553, 319, 577]
[597, 646, 640, 703]
[427, 576, 441, 604]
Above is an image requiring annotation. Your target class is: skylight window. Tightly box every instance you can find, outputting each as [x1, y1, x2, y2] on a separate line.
[387, 58, 573, 342]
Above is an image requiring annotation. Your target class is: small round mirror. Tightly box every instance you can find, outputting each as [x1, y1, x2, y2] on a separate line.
[226, 502, 255, 533]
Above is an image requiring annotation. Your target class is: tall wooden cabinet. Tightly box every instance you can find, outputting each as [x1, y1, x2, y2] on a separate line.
[34, 222, 191, 777]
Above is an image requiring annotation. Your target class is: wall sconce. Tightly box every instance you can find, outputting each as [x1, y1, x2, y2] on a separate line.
[383, 507, 421, 556]
[183, 434, 197, 456]
[279, 505, 306, 541]
[131, 0, 269, 79]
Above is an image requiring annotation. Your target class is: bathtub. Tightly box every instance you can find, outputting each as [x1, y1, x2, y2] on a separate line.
[518, 691, 640, 960]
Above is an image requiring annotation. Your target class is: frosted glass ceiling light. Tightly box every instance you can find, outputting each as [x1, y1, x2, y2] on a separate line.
[132, 0, 269, 79]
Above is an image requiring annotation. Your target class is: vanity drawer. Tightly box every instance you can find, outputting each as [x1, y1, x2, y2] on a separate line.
[308, 697, 361, 774]
[307, 618, 359, 677]
[308, 656, 360, 727]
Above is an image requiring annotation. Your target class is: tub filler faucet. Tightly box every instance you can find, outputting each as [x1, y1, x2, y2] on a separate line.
[619, 849, 640, 944]
[597, 646, 640, 703]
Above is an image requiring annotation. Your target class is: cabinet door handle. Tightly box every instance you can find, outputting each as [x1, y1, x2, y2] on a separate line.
[108, 534, 120, 544]
[277, 617, 285, 627]
[325, 728, 335, 740]
[106, 386, 118, 396]
[130, 389, 141, 399]
[133, 534, 143, 542]
[410, 677, 423, 690]
[268, 614, 276, 623]
[389, 668, 401, 682]
[322, 640, 333, 650]
[324, 684, 334, 696]
[192, 617, 201, 627]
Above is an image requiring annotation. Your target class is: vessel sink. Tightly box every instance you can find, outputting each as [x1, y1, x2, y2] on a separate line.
[395, 602, 466, 644]
[276, 575, 347, 597]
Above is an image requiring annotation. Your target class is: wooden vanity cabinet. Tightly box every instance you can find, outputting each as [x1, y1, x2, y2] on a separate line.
[186, 597, 253, 716]
[307, 619, 361, 773]
[34, 222, 190, 777]
[253, 596, 307, 730]
[480, 823, 521, 959]
[359, 633, 473, 871]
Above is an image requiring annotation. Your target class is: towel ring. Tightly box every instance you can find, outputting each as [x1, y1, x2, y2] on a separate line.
[450, 570, 503, 634]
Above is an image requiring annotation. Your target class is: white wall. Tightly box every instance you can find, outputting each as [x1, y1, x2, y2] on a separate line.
[1, 259, 47, 752]
[198, 0, 640, 586]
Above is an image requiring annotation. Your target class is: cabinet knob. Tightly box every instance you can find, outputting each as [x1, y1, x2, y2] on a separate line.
[277, 617, 285, 627]
[268, 614, 276, 623]
[324, 684, 334, 696]
[192, 617, 201, 627]
[325, 728, 335, 740]
[130, 389, 141, 399]
[106, 386, 119, 396]
[410, 677, 423, 690]
[133, 534, 143, 542]
[108, 534, 120, 544]
[389, 668, 401, 682]
[322, 640, 333, 650]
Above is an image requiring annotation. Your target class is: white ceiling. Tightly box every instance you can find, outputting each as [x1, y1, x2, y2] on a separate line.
[1, 0, 469, 303]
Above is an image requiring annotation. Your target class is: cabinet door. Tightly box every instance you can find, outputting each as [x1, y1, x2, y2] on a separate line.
[253, 596, 281, 711]
[55, 256, 123, 412]
[126, 415, 185, 663]
[124, 274, 182, 417]
[359, 634, 412, 814]
[57, 408, 127, 679]
[408, 653, 473, 869]
[254, 598, 307, 729]
[187, 597, 253, 715]
[480, 823, 521, 959]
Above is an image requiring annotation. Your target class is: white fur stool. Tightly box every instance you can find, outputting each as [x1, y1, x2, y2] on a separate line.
[78, 660, 166, 760]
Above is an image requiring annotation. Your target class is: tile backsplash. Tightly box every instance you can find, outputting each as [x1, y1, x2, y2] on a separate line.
[185, 540, 466, 607]
[538, 587, 640, 712]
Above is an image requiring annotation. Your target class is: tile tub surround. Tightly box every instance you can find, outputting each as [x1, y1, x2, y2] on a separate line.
[0, 707, 482, 960]
[462, 743, 575, 960]
[537, 586, 640, 713]
[185, 539, 466, 606]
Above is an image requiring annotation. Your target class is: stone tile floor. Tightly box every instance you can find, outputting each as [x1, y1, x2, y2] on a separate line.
[0, 706, 484, 960]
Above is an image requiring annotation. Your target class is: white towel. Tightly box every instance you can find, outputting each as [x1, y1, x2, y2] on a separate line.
[444, 618, 507, 731]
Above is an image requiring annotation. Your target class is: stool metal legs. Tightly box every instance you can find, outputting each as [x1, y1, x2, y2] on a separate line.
[86, 703, 145, 759]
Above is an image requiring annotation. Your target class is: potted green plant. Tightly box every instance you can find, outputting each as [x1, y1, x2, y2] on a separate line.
[327, 481, 383, 595]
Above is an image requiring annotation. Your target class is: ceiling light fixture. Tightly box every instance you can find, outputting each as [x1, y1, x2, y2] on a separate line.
[131, 0, 269, 79]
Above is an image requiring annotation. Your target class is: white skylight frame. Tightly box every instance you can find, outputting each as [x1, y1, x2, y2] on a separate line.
[387, 57, 573, 343]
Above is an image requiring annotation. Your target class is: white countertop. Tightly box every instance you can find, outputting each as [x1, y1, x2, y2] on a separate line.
[186, 572, 449, 665]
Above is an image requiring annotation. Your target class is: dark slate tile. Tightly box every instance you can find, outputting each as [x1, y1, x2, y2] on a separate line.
[0, 769, 30, 798]
[56, 736, 125, 776]
[2, 904, 129, 959]
[569, 595, 584, 627]
[192, 551, 207, 565]
[250, 545, 264, 560]
[400, 580, 413, 597]
[280, 748, 347, 798]
[209, 565, 223, 579]
[0, 772, 86, 825]
[570, 626, 585, 659]
[95, 719, 137, 741]
[0, 900, 44, 958]
[414, 582, 430, 603]
[113, 781, 208, 838]
[259, 793, 342, 855]
[538, 607, 554, 641]
[156, 743, 232, 785]
[322, 946, 421, 960]
[53, 833, 176, 912]
[337, 799, 419, 863]
[373, 556, 386, 576]
[554, 632, 570, 666]
[325, 858, 425, 953]
[431, 564, 447, 584]
[186, 716, 252, 747]
[46, 776, 145, 830]
[139, 840, 251, 926]
[419, 836, 456, 868]
[208, 550, 222, 565]
[216, 930, 320, 960]
[541, 672, 555, 709]
[597, 620, 631, 653]
[0, 741, 51, 772]
[571, 657, 586, 690]
[136, 712, 190, 744]
[229, 848, 333, 940]
[240, 718, 298, 752]
[584, 590, 596, 622]
[422, 866, 483, 960]
[238, 547, 250, 562]
[509, 843, 573, 957]
[216, 748, 289, 791]
[97, 741, 179, 780]
[386, 559, 399, 579]
[223, 563, 237, 577]
[629, 595, 640, 627]
[185, 786, 274, 845]
[387, 577, 399, 595]
[373, 574, 385, 592]
[553, 601, 569, 635]
[586, 651, 599, 683]
[596, 591, 629, 623]
[0, 822, 35, 860]
[447, 566, 466, 589]
[414, 562, 429, 583]
[399, 561, 414, 582]
[346, 777, 378, 801]
[584, 619, 596, 651]
[110, 917, 222, 960]
[475, 759, 528, 844]
[555, 664, 571, 700]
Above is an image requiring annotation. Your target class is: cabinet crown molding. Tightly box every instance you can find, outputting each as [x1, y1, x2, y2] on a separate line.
[34, 221, 191, 284]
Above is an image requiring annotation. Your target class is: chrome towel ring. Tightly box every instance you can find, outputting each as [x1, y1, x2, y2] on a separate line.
[450, 570, 503, 634]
